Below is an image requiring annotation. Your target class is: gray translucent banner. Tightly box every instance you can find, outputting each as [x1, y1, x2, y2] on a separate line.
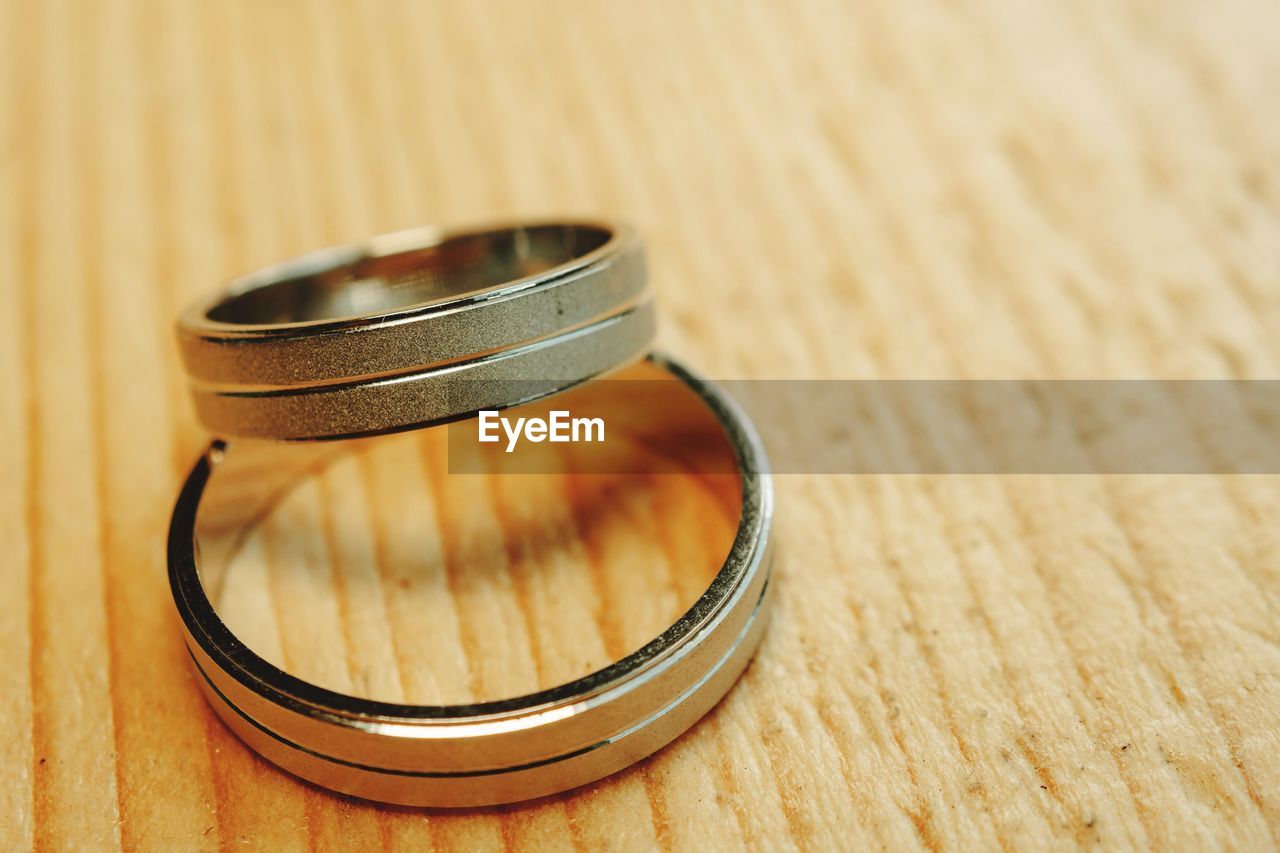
[445, 380, 1280, 474]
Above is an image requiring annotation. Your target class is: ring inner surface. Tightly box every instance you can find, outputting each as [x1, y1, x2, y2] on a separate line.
[207, 224, 613, 326]
[191, 360, 747, 708]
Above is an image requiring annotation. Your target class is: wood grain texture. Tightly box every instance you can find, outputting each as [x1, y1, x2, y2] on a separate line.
[3, 0, 1280, 849]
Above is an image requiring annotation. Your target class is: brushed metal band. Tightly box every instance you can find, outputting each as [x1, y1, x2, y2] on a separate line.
[190, 302, 655, 440]
[167, 355, 775, 807]
[177, 221, 650, 439]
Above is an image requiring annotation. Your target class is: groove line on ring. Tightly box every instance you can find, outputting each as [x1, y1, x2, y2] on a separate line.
[188, 576, 770, 779]
[187, 295, 651, 394]
[191, 304, 652, 398]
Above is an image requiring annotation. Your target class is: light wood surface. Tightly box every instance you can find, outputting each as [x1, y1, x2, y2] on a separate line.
[3, 0, 1280, 849]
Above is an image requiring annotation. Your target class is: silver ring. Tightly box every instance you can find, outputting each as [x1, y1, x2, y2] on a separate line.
[177, 221, 650, 440]
[168, 354, 774, 807]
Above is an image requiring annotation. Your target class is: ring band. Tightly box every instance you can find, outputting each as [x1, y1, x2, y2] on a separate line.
[190, 303, 655, 440]
[177, 221, 650, 440]
[168, 355, 774, 807]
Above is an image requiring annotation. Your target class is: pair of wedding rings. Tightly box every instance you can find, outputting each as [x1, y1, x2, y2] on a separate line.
[168, 221, 775, 807]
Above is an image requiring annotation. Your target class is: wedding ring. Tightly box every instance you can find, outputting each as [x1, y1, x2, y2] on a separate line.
[190, 304, 654, 440]
[167, 355, 774, 807]
[177, 221, 650, 440]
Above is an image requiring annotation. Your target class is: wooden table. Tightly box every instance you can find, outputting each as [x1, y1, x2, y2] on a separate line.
[3, 0, 1278, 848]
